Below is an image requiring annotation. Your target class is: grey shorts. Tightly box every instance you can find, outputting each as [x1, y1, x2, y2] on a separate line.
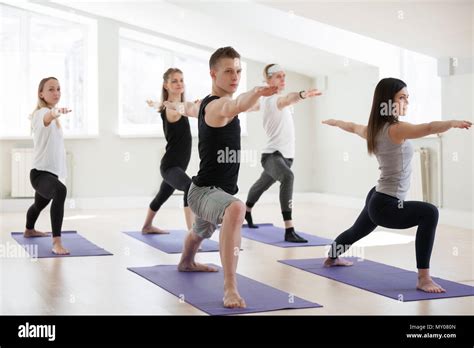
[187, 182, 240, 239]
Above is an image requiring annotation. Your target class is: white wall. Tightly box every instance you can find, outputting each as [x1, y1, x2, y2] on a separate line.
[312, 66, 380, 198]
[0, 17, 315, 201]
[440, 73, 473, 212]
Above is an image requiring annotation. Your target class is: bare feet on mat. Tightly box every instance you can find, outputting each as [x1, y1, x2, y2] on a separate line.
[24, 229, 48, 237]
[141, 225, 169, 234]
[177, 261, 218, 272]
[223, 289, 246, 308]
[417, 277, 446, 293]
[52, 240, 69, 255]
[323, 257, 353, 267]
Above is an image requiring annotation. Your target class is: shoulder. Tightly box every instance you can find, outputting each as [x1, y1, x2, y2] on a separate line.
[31, 107, 50, 127]
[34, 107, 50, 117]
[261, 94, 278, 108]
[387, 121, 407, 144]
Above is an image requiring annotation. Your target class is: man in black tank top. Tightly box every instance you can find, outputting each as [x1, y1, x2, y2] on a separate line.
[168, 47, 277, 309]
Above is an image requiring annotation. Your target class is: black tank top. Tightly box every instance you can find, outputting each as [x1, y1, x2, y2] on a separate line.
[160, 108, 192, 171]
[192, 95, 241, 194]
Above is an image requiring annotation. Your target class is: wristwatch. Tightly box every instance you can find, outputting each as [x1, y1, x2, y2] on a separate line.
[299, 90, 306, 99]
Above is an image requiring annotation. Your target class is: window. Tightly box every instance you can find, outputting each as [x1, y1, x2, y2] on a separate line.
[118, 28, 247, 137]
[0, 2, 98, 138]
[400, 49, 441, 124]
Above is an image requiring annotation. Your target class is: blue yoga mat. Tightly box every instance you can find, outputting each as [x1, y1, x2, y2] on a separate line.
[279, 257, 474, 301]
[123, 230, 220, 254]
[241, 223, 332, 247]
[11, 231, 113, 258]
[128, 264, 322, 315]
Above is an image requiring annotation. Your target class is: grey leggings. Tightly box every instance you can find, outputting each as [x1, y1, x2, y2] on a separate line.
[246, 151, 294, 220]
[149, 166, 191, 211]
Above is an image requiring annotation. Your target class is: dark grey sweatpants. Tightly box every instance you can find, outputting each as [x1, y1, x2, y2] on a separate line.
[246, 151, 294, 216]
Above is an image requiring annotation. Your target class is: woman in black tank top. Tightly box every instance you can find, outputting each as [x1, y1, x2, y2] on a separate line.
[142, 68, 193, 234]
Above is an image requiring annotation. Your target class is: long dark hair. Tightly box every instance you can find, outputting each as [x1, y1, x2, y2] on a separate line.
[367, 77, 407, 154]
[160, 68, 184, 112]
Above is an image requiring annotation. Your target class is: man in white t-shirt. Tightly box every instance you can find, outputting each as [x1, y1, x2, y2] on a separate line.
[245, 64, 322, 242]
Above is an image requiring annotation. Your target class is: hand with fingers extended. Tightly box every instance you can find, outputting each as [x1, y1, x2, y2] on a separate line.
[302, 88, 323, 98]
[451, 120, 472, 130]
[254, 85, 279, 97]
[322, 119, 339, 127]
[52, 107, 72, 117]
[146, 99, 161, 109]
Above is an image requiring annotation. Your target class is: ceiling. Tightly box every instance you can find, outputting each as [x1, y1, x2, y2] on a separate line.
[43, 0, 472, 77]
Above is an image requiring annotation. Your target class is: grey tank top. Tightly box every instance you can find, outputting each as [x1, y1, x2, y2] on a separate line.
[375, 123, 414, 201]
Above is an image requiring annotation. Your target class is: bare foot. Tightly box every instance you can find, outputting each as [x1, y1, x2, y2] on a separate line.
[24, 229, 48, 237]
[177, 261, 218, 272]
[223, 288, 246, 308]
[141, 225, 169, 234]
[323, 257, 353, 267]
[417, 277, 446, 293]
[52, 242, 69, 255]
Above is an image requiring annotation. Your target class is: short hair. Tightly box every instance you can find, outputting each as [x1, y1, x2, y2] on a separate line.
[209, 46, 241, 69]
[263, 64, 277, 79]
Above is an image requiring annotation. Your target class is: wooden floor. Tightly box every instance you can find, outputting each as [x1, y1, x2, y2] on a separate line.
[1, 202, 473, 315]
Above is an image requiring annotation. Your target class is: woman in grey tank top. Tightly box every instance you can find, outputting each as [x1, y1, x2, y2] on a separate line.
[321, 78, 471, 293]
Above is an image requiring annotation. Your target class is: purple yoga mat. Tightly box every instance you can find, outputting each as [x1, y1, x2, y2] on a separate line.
[128, 264, 322, 315]
[279, 257, 474, 301]
[123, 230, 219, 254]
[10, 231, 113, 258]
[241, 223, 332, 247]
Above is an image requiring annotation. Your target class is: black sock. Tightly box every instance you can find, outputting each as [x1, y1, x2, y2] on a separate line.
[285, 227, 308, 243]
[245, 211, 259, 228]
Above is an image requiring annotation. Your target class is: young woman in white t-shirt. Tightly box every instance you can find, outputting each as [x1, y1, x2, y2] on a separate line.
[24, 77, 71, 255]
[245, 64, 322, 242]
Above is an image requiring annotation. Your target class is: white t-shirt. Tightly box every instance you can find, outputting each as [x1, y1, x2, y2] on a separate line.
[260, 94, 295, 158]
[31, 107, 67, 179]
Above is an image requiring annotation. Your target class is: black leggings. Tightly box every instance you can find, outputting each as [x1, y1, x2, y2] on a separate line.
[329, 187, 439, 269]
[149, 166, 192, 212]
[26, 169, 67, 237]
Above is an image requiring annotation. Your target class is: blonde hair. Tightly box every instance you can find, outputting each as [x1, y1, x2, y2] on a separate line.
[31, 77, 61, 129]
[160, 68, 184, 112]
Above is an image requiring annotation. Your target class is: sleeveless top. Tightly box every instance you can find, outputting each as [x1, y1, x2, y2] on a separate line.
[192, 95, 241, 194]
[375, 123, 414, 201]
[160, 108, 191, 171]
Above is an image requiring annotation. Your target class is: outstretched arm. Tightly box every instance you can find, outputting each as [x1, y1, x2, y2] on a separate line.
[43, 107, 71, 127]
[389, 120, 472, 142]
[322, 119, 367, 139]
[162, 100, 201, 118]
[246, 101, 260, 112]
[206, 86, 278, 119]
[277, 88, 322, 110]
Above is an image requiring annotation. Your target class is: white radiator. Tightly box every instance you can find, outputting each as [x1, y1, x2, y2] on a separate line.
[406, 147, 430, 202]
[11, 148, 72, 198]
[11, 149, 35, 197]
